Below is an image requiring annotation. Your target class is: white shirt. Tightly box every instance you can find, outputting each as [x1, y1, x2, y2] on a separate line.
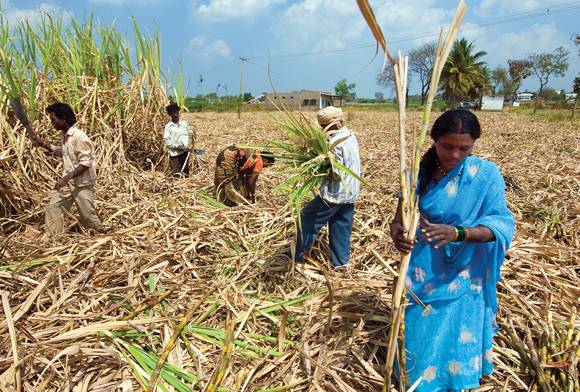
[163, 120, 192, 157]
[319, 127, 361, 204]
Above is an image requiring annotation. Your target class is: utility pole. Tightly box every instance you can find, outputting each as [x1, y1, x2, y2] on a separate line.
[238, 57, 248, 119]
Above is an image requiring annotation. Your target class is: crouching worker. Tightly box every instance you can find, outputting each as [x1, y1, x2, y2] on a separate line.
[214, 146, 275, 206]
[289, 106, 361, 267]
[164, 103, 194, 177]
[26, 103, 102, 235]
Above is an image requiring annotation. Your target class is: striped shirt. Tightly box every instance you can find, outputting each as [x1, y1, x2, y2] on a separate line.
[320, 127, 361, 204]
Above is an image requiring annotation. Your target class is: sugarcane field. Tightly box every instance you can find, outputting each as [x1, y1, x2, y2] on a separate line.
[1, 1, 579, 392]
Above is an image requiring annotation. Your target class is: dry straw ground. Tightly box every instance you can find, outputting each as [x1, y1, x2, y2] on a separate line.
[0, 110, 578, 391]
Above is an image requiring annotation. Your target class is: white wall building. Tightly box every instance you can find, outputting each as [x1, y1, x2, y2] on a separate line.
[516, 92, 534, 102]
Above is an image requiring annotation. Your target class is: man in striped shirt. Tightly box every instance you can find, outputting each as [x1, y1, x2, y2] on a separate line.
[291, 106, 361, 267]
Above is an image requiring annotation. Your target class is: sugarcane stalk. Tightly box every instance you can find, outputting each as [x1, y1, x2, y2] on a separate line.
[146, 288, 212, 392]
[205, 314, 235, 392]
[567, 330, 580, 390]
[399, 299, 408, 391]
[524, 324, 552, 392]
[356, 3, 466, 389]
[121, 290, 173, 321]
[562, 307, 576, 355]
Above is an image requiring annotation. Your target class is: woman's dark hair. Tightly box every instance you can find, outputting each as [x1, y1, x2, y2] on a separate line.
[260, 150, 276, 165]
[46, 103, 77, 126]
[419, 109, 481, 194]
[166, 102, 180, 113]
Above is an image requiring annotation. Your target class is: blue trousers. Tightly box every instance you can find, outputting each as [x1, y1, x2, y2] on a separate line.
[294, 196, 355, 267]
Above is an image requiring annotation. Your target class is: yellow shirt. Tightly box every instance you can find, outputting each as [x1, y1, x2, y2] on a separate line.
[60, 127, 97, 187]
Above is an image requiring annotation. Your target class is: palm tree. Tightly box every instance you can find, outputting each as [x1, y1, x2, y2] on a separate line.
[440, 38, 489, 108]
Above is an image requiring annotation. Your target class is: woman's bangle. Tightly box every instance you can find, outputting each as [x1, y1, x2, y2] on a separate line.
[455, 226, 467, 241]
[453, 226, 459, 241]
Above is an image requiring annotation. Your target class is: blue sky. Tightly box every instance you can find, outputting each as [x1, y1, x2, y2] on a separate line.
[2, 0, 579, 98]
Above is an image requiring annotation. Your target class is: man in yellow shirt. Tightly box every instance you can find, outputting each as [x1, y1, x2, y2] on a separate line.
[26, 103, 102, 234]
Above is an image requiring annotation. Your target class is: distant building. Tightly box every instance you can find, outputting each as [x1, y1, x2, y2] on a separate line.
[516, 92, 534, 102]
[565, 92, 577, 101]
[249, 90, 341, 110]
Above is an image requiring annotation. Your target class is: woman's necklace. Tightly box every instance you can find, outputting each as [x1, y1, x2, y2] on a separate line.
[436, 160, 449, 177]
[436, 160, 464, 183]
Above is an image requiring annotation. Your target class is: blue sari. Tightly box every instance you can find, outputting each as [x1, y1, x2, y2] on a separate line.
[403, 156, 515, 391]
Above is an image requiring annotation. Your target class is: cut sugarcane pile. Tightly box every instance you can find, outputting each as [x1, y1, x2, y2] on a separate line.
[0, 110, 578, 391]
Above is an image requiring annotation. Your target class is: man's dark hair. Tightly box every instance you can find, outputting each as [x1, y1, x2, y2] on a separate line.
[46, 103, 77, 126]
[166, 103, 180, 113]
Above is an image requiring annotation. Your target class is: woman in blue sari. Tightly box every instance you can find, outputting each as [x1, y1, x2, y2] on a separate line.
[390, 110, 515, 391]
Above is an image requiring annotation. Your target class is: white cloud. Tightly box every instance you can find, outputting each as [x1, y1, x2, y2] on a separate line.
[192, 0, 286, 22]
[89, 0, 159, 4]
[482, 22, 569, 64]
[476, 0, 567, 17]
[269, 0, 459, 55]
[189, 35, 233, 59]
[272, 0, 363, 53]
[374, 0, 451, 42]
[1, 1, 73, 25]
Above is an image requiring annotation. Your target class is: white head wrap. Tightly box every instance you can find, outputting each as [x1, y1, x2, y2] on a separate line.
[317, 106, 344, 127]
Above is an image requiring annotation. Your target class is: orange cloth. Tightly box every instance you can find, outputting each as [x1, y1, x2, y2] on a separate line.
[240, 151, 263, 174]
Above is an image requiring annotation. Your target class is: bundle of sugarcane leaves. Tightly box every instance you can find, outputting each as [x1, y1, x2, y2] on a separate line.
[266, 110, 363, 223]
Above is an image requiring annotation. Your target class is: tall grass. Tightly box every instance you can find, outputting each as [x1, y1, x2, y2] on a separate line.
[0, 11, 185, 215]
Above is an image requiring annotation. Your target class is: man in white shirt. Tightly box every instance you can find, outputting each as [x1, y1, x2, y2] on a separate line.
[163, 103, 194, 176]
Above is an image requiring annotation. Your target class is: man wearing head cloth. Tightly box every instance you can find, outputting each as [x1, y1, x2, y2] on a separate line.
[289, 106, 361, 267]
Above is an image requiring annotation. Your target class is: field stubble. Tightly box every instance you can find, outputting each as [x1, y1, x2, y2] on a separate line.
[0, 110, 578, 391]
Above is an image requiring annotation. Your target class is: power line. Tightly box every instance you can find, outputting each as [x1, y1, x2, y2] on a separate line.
[247, 1, 580, 60]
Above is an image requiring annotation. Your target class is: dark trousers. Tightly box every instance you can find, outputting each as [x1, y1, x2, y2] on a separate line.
[294, 196, 355, 267]
[169, 152, 190, 177]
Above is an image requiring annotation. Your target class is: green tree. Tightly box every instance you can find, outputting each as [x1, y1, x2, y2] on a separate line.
[374, 91, 384, 101]
[506, 59, 533, 109]
[471, 65, 492, 99]
[572, 75, 579, 119]
[491, 66, 508, 96]
[538, 87, 558, 101]
[440, 38, 489, 108]
[334, 79, 356, 105]
[528, 47, 570, 113]
[242, 92, 253, 102]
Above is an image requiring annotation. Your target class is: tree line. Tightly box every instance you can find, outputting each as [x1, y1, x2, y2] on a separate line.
[335, 36, 577, 113]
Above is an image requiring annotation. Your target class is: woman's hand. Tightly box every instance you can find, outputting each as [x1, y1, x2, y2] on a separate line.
[390, 221, 415, 254]
[420, 217, 457, 248]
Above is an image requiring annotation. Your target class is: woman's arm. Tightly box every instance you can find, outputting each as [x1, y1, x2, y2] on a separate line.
[420, 218, 495, 249]
[244, 173, 259, 203]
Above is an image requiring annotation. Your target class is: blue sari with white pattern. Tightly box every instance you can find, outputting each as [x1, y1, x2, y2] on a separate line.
[403, 156, 515, 391]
